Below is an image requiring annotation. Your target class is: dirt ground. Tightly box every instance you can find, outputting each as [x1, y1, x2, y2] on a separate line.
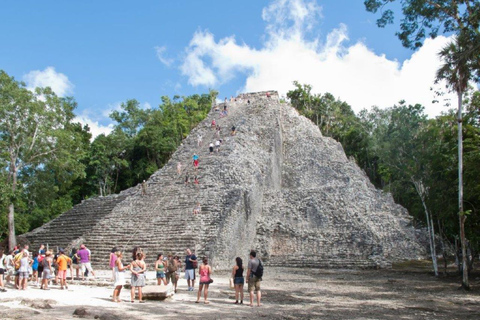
[1, 264, 479, 320]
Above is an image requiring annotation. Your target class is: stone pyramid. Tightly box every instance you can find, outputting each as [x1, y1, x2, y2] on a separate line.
[22, 91, 426, 269]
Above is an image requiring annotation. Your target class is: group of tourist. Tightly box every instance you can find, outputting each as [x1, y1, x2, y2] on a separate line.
[1, 244, 263, 307]
[0, 243, 96, 292]
[109, 247, 263, 306]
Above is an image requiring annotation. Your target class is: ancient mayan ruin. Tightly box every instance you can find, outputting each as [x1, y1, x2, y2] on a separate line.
[22, 91, 427, 269]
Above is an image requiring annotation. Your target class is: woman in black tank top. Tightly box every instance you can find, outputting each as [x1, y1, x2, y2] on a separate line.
[231, 257, 244, 304]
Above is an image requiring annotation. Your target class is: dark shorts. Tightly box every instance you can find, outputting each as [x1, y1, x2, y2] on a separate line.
[234, 276, 244, 285]
[209, 147, 214, 152]
[0, 268, 4, 275]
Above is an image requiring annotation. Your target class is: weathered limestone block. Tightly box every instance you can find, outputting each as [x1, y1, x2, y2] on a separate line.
[140, 283, 174, 300]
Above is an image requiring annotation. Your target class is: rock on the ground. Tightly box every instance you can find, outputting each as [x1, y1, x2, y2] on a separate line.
[73, 307, 89, 317]
[20, 299, 54, 309]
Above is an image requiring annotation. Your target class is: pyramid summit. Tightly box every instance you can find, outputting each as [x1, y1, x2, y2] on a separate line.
[22, 91, 426, 268]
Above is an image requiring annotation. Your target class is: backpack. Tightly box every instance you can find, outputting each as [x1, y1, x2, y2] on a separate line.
[167, 259, 177, 273]
[253, 259, 263, 279]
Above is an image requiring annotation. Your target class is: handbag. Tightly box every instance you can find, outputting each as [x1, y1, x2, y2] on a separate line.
[229, 278, 234, 289]
[208, 277, 214, 284]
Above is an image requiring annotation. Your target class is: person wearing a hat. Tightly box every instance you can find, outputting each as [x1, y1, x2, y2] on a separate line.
[56, 248, 72, 290]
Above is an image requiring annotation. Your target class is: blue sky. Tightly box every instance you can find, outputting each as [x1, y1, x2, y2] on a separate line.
[1, 0, 460, 137]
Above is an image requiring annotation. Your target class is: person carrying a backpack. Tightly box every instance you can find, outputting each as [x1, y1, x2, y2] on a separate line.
[246, 250, 263, 307]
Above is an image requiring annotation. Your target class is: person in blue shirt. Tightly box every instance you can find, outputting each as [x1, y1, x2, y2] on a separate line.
[184, 248, 197, 291]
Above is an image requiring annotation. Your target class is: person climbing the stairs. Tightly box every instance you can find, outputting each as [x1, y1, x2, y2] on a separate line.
[193, 175, 199, 188]
[209, 142, 214, 155]
[193, 153, 199, 171]
[197, 134, 203, 147]
[193, 202, 201, 215]
[177, 162, 182, 176]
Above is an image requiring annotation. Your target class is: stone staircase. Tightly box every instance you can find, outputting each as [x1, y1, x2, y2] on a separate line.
[22, 192, 131, 251]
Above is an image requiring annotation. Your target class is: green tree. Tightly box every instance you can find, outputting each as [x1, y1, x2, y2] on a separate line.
[0, 70, 86, 249]
[364, 0, 480, 51]
[436, 37, 475, 289]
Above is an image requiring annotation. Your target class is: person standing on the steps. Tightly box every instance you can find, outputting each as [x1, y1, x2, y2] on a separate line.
[193, 175, 199, 188]
[185, 171, 189, 186]
[184, 248, 197, 291]
[197, 134, 203, 147]
[141, 180, 147, 195]
[193, 202, 201, 214]
[209, 142, 214, 155]
[215, 140, 221, 153]
[177, 162, 182, 176]
[193, 153, 199, 170]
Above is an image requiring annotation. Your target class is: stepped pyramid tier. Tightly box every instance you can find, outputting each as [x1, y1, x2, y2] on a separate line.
[22, 91, 426, 269]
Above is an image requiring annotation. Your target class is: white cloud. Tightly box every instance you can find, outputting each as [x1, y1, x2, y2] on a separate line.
[180, 0, 464, 117]
[101, 102, 123, 119]
[74, 115, 113, 140]
[155, 46, 174, 67]
[142, 102, 152, 110]
[23, 66, 74, 97]
[76, 100, 152, 140]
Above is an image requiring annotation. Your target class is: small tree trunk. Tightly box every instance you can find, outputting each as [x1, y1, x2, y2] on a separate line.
[8, 162, 18, 250]
[457, 91, 469, 289]
[412, 179, 438, 276]
[8, 203, 16, 250]
[455, 238, 461, 274]
[437, 220, 448, 276]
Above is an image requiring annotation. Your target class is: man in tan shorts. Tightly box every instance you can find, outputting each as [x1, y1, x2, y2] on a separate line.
[246, 250, 262, 307]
